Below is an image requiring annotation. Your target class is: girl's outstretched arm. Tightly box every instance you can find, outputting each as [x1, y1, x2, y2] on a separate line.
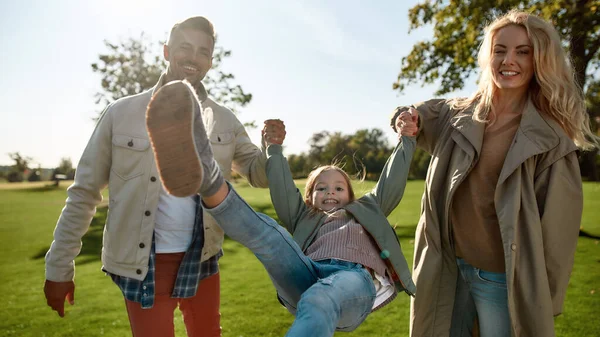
[370, 135, 416, 216]
[266, 144, 308, 234]
[263, 119, 307, 233]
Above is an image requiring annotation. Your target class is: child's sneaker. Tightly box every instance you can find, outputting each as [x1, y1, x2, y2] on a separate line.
[146, 80, 203, 197]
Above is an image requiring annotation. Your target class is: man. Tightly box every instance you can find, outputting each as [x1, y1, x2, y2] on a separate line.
[44, 16, 274, 337]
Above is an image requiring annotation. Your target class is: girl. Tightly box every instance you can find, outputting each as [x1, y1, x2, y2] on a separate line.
[146, 80, 416, 337]
[392, 10, 598, 337]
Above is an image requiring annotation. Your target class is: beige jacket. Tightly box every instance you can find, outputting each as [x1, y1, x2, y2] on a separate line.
[45, 77, 268, 282]
[399, 99, 582, 337]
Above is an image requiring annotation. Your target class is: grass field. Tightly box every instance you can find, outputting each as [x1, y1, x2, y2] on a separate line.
[0, 180, 598, 337]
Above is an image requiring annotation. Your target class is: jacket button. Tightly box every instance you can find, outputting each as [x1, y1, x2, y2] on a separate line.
[511, 243, 517, 251]
[128, 140, 134, 147]
[150, 176, 157, 182]
[145, 210, 151, 216]
[139, 242, 145, 249]
[380, 250, 390, 259]
[136, 269, 142, 275]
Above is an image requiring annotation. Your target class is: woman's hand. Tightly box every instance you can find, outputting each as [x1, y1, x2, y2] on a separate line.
[395, 108, 419, 139]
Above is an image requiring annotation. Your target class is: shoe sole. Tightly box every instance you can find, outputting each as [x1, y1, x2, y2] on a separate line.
[146, 81, 203, 197]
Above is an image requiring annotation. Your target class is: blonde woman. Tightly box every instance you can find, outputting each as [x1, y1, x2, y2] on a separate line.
[393, 10, 599, 337]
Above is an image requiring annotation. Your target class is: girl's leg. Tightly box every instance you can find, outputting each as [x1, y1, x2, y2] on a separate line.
[147, 80, 317, 309]
[205, 185, 319, 307]
[287, 260, 375, 337]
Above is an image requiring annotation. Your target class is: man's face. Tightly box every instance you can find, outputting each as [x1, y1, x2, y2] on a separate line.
[164, 28, 214, 84]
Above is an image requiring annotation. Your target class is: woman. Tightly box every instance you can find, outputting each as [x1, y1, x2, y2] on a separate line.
[393, 10, 598, 337]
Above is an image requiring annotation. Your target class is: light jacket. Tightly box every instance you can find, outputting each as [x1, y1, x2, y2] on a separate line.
[400, 99, 582, 337]
[45, 76, 268, 282]
[265, 138, 417, 296]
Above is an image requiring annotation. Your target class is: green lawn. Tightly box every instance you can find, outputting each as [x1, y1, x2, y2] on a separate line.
[0, 180, 598, 336]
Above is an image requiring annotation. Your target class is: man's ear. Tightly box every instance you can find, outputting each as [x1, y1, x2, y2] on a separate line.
[163, 44, 169, 60]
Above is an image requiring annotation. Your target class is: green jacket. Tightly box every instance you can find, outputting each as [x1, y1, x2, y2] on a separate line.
[265, 137, 417, 296]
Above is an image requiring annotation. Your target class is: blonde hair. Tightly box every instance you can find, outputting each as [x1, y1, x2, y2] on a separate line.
[453, 10, 598, 149]
[303, 165, 355, 213]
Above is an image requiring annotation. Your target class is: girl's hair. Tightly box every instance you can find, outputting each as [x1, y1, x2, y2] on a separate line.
[452, 10, 598, 150]
[303, 165, 356, 212]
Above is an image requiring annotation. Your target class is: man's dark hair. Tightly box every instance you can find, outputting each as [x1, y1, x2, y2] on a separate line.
[168, 16, 215, 47]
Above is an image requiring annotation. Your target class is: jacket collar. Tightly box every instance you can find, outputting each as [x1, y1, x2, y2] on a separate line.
[450, 98, 575, 183]
[152, 73, 208, 102]
[497, 99, 575, 184]
[450, 104, 485, 159]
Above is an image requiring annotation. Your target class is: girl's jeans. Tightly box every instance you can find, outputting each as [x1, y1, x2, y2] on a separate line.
[450, 258, 511, 337]
[205, 185, 376, 337]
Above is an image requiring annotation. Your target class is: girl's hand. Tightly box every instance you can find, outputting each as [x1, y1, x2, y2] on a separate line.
[395, 108, 419, 138]
[262, 119, 286, 146]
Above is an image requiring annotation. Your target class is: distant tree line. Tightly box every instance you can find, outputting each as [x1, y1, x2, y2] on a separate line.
[285, 128, 430, 181]
[2, 153, 74, 184]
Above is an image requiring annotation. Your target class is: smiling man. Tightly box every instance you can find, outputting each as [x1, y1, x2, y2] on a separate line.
[43, 17, 273, 337]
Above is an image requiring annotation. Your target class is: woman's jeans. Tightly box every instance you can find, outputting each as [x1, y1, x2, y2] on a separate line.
[204, 185, 376, 337]
[450, 258, 511, 337]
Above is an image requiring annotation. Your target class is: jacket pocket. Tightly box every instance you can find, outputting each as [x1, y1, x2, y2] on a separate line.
[111, 134, 150, 180]
[210, 131, 234, 145]
[209, 131, 235, 172]
[477, 269, 507, 287]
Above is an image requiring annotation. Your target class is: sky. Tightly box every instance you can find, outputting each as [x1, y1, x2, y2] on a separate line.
[0, 0, 477, 168]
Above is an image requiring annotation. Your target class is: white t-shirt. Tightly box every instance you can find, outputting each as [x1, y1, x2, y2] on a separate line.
[154, 186, 196, 253]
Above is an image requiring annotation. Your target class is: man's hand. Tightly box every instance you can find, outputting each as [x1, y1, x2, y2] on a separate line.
[395, 108, 419, 138]
[44, 280, 75, 317]
[262, 119, 286, 146]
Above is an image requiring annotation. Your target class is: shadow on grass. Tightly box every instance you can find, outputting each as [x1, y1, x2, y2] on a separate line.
[12, 184, 67, 193]
[32, 206, 106, 265]
[579, 229, 600, 239]
[395, 225, 417, 240]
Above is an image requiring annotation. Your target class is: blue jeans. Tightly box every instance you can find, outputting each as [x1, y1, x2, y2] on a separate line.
[204, 185, 376, 337]
[450, 258, 511, 337]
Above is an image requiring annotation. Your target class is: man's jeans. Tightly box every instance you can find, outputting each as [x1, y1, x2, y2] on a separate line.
[205, 185, 376, 337]
[450, 258, 511, 337]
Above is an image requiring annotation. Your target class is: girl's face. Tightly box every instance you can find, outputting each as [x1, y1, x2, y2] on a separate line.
[490, 24, 534, 94]
[311, 170, 351, 212]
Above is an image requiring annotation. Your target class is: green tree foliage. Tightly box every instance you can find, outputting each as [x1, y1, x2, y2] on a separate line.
[287, 153, 312, 179]
[91, 33, 252, 113]
[28, 166, 42, 182]
[7, 152, 33, 183]
[292, 129, 393, 180]
[8, 152, 32, 173]
[53, 157, 75, 180]
[410, 148, 431, 180]
[394, 0, 600, 179]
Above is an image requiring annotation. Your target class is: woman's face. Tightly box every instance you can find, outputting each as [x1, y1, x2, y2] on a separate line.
[490, 25, 534, 93]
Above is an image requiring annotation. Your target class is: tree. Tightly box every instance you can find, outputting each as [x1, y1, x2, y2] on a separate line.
[28, 166, 42, 182]
[287, 153, 311, 179]
[53, 157, 75, 180]
[91, 33, 252, 114]
[7, 152, 33, 183]
[305, 129, 392, 180]
[8, 152, 32, 173]
[394, 0, 600, 180]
